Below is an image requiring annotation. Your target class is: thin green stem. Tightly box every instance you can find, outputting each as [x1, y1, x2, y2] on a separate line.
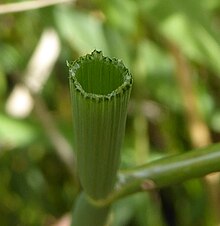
[90, 143, 220, 206]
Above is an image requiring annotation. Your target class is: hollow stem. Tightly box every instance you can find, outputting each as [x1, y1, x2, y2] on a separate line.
[68, 50, 132, 199]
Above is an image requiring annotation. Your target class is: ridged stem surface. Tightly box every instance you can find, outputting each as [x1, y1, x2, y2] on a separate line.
[68, 50, 132, 200]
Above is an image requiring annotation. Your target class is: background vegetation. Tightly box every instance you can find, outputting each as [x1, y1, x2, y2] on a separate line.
[1, 0, 220, 225]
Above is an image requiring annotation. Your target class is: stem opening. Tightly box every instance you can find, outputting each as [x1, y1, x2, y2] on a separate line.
[68, 50, 132, 100]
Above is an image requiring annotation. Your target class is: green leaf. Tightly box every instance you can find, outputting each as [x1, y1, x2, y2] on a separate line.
[0, 114, 38, 148]
[140, 0, 220, 74]
[55, 7, 109, 55]
[103, 0, 138, 34]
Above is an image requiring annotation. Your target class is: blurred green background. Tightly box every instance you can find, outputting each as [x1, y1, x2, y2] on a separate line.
[1, 0, 220, 225]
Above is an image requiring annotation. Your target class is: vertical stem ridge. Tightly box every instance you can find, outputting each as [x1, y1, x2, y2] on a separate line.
[68, 50, 133, 200]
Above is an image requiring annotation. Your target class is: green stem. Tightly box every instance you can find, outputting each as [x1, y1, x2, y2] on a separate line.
[71, 192, 110, 226]
[91, 143, 220, 206]
[68, 50, 132, 226]
[68, 50, 132, 200]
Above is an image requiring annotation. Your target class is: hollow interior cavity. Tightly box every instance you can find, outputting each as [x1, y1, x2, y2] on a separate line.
[75, 60, 124, 95]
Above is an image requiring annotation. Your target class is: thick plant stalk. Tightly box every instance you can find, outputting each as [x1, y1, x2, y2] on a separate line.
[71, 192, 110, 226]
[68, 50, 132, 226]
